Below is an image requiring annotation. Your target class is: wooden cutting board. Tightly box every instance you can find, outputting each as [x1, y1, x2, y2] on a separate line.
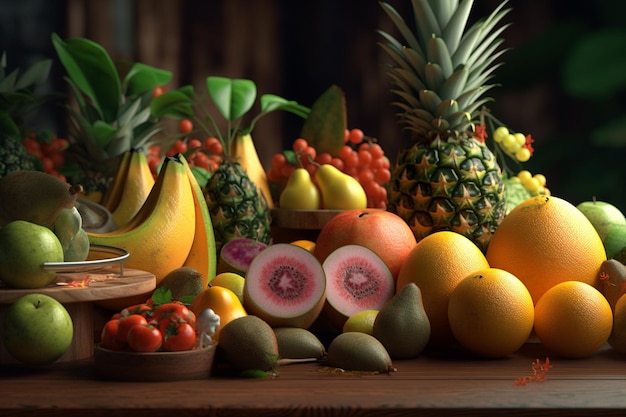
[0, 268, 156, 364]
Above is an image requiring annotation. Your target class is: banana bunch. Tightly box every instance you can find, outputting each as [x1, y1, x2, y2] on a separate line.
[231, 133, 274, 209]
[88, 154, 217, 288]
[100, 149, 155, 229]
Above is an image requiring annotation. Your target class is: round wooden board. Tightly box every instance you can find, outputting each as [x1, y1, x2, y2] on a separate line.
[0, 268, 155, 304]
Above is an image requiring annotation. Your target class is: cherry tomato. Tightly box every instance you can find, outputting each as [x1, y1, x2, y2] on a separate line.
[154, 302, 196, 333]
[152, 86, 166, 97]
[163, 322, 196, 352]
[116, 314, 148, 344]
[100, 319, 125, 351]
[127, 324, 163, 352]
[178, 119, 193, 134]
[122, 303, 154, 319]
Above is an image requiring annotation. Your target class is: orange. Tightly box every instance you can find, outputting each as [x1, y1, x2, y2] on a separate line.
[396, 230, 490, 347]
[290, 239, 316, 253]
[190, 285, 247, 341]
[448, 268, 535, 358]
[314, 209, 417, 281]
[534, 281, 612, 358]
[486, 195, 606, 305]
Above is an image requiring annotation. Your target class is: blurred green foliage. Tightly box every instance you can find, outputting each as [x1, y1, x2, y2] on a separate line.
[493, 0, 626, 212]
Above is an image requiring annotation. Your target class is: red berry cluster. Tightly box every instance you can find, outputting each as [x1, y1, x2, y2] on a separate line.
[147, 119, 225, 178]
[267, 128, 391, 209]
[22, 132, 69, 181]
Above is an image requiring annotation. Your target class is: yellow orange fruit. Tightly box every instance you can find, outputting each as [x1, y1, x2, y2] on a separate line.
[290, 239, 316, 253]
[534, 281, 612, 358]
[448, 268, 535, 358]
[190, 285, 247, 341]
[314, 209, 417, 281]
[342, 309, 379, 335]
[486, 195, 606, 304]
[396, 230, 490, 347]
[208, 272, 245, 304]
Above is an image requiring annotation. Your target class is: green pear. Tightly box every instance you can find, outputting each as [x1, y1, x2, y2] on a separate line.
[372, 282, 431, 359]
[314, 164, 366, 210]
[279, 168, 320, 210]
[0, 220, 64, 289]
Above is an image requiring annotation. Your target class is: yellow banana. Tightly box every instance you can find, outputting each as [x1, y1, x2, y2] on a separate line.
[180, 155, 218, 288]
[88, 157, 196, 286]
[111, 149, 155, 228]
[230, 133, 274, 209]
[100, 151, 132, 212]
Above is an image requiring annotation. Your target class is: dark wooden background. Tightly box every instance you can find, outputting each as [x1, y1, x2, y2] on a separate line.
[2, 0, 626, 211]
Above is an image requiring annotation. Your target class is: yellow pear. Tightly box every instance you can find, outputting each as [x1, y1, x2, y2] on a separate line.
[279, 168, 320, 209]
[314, 164, 367, 210]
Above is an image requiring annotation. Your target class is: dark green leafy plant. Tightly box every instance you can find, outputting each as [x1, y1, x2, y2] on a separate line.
[0, 51, 53, 138]
[194, 76, 310, 158]
[51, 33, 193, 184]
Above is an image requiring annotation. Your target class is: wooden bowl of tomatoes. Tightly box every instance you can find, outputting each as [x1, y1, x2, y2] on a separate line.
[93, 297, 220, 381]
[93, 342, 216, 381]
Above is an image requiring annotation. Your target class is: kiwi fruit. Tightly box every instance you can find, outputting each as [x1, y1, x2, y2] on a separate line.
[159, 267, 206, 301]
[0, 170, 83, 228]
[326, 332, 395, 373]
[218, 315, 279, 373]
[274, 327, 327, 360]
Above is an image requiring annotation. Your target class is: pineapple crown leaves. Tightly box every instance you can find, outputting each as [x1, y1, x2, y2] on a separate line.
[378, 0, 512, 139]
[0, 51, 54, 138]
[51, 33, 193, 160]
[194, 76, 309, 159]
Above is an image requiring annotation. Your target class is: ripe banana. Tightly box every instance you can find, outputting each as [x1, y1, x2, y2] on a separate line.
[100, 151, 132, 212]
[230, 133, 274, 209]
[111, 149, 155, 228]
[88, 156, 196, 286]
[180, 154, 218, 287]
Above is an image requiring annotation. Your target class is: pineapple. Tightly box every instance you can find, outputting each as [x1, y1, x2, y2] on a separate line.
[204, 160, 272, 254]
[0, 134, 35, 177]
[0, 51, 51, 177]
[196, 77, 309, 253]
[379, 0, 511, 252]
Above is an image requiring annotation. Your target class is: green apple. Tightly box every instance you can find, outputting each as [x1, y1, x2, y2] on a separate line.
[2, 293, 74, 365]
[576, 200, 626, 242]
[0, 220, 64, 288]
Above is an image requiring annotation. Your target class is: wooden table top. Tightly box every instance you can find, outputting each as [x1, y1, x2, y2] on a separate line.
[2, 341, 626, 416]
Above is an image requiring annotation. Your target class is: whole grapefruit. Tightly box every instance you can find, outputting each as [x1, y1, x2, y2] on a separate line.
[314, 209, 417, 281]
[486, 195, 606, 305]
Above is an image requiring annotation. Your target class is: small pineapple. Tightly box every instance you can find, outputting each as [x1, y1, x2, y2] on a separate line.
[0, 134, 35, 178]
[204, 161, 272, 253]
[196, 77, 308, 253]
[379, 0, 511, 252]
[0, 51, 51, 177]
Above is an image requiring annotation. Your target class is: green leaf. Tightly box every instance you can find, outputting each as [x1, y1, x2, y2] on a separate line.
[150, 286, 173, 306]
[260, 94, 310, 118]
[0, 68, 18, 93]
[15, 59, 52, 90]
[124, 62, 172, 97]
[150, 89, 194, 119]
[562, 28, 626, 99]
[206, 76, 256, 121]
[51, 33, 121, 123]
[91, 120, 118, 147]
[190, 165, 211, 188]
[299, 85, 346, 157]
[0, 111, 20, 138]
